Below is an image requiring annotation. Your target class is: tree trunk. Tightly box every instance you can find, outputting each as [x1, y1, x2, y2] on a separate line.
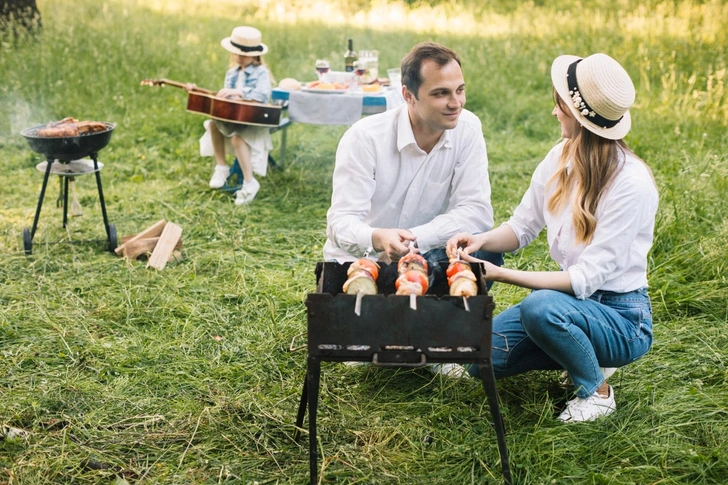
[1, 0, 42, 39]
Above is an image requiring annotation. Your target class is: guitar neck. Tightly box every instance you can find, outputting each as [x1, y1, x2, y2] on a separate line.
[156, 78, 215, 95]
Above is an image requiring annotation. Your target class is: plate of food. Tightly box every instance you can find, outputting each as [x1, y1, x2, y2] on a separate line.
[303, 81, 349, 94]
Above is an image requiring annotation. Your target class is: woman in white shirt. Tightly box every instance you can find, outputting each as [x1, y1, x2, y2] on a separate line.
[447, 53, 658, 423]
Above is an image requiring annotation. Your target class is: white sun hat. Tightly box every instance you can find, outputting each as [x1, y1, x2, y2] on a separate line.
[551, 53, 635, 140]
[221, 26, 268, 56]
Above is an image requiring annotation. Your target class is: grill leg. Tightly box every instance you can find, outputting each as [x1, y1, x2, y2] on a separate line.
[293, 376, 308, 441]
[308, 357, 321, 485]
[62, 176, 69, 228]
[30, 159, 55, 240]
[91, 153, 112, 242]
[479, 363, 512, 485]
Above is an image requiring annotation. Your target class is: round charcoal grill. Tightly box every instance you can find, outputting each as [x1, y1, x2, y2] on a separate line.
[20, 123, 118, 255]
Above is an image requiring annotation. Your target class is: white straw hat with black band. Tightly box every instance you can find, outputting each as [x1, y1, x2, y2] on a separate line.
[221, 26, 268, 56]
[551, 53, 635, 140]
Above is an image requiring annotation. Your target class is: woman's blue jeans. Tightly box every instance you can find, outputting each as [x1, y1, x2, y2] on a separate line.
[469, 288, 653, 398]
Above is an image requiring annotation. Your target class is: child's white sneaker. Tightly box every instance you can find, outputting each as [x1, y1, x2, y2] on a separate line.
[234, 178, 260, 205]
[209, 165, 230, 189]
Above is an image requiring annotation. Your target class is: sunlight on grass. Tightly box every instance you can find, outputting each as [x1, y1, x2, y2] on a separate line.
[139, 0, 728, 42]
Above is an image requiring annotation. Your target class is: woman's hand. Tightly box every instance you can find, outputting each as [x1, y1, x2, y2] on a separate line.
[184, 83, 197, 92]
[446, 232, 486, 260]
[459, 252, 501, 281]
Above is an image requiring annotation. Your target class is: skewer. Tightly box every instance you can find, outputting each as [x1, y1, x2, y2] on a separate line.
[355, 290, 364, 316]
[410, 293, 417, 310]
[463, 296, 470, 312]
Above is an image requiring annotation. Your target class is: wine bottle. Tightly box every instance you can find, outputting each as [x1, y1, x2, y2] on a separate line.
[344, 39, 358, 73]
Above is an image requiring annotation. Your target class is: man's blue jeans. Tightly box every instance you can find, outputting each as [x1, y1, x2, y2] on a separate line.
[468, 288, 653, 398]
[422, 247, 503, 291]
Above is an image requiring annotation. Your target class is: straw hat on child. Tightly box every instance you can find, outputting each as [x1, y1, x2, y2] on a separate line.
[221, 26, 268, 56]
[551, 53, 635, 140]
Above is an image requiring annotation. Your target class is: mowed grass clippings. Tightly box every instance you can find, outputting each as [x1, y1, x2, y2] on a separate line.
[1, 0, 727, 483]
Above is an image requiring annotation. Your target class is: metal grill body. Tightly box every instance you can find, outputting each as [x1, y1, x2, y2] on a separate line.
[295, 261, 512, 484]
[20, 124, 117, 254]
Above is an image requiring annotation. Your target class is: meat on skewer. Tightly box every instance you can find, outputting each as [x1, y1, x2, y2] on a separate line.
[395, 251, 429, 310]
[342, 258, 380, 316]
[397, 251, 428, 275]
[395, 252, 429, 296]
[446, 258, 478, 312]
[447, 260, 478, 298]
[342, 258, 380, 295]
[395, 269, 429, 296]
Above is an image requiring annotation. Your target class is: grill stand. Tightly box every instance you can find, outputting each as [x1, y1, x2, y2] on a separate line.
[24, 153, 117, 255]
[293, 262, 512, 484]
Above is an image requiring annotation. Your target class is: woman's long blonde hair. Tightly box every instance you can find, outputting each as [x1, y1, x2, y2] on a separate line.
[547, 90, 630, 244]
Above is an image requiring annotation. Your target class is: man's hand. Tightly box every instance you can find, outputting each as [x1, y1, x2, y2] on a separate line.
[372, 228, 416, 262]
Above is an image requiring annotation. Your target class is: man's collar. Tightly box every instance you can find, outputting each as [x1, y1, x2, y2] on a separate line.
[396, 106, 416, 152]
[396, 106, 453, 153]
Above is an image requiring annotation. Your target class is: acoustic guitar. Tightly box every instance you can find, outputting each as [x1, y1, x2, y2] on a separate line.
[141, 78, 281, 127]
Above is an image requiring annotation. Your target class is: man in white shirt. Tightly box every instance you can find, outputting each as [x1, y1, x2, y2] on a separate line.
[325, 42, 501, 271]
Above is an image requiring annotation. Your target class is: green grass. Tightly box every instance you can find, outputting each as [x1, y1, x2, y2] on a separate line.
[1, 0, 727, 483]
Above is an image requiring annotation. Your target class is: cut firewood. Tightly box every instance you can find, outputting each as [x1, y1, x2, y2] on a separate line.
[115, 219, 166, 256]
[147, 222, 182, 270]
[123, 237, 158, 260]
[122, 237, 182, 260]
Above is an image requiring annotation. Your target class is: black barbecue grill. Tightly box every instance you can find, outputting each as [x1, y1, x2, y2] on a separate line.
[294, 261, 512, 484]
[20, 123, 117, 255]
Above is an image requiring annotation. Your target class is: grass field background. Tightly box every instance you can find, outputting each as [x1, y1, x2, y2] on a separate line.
[1, 0, 727, 483]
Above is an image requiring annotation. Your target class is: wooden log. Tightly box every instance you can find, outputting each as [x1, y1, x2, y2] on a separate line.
[122, 237, 183, 260]
[147, 223, 182, 270]
[115, 219, 166, 255]
[123, 237, 158, 260]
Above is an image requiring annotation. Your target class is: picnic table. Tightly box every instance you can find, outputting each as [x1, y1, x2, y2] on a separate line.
[271, 85, 405, 126]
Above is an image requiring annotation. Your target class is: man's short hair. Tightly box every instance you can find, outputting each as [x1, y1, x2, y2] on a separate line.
[401, 42, 462, 99]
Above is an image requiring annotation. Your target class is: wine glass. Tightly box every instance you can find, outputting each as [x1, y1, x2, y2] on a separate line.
[315, 59, 330, 80]
[354, 59, 368, 84]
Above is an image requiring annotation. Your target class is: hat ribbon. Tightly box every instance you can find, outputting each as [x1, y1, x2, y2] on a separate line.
[567, 60, 621, 129]
[230, 40, 264, 53]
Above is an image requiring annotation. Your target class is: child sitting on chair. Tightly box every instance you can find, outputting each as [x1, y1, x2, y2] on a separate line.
[189, 26, 274, 205]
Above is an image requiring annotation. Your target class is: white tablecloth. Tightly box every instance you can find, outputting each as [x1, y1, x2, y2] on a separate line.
[287, 88, 404, 126]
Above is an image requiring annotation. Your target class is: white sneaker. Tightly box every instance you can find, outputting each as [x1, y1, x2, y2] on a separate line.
[234, 178, 260, 205]
[557, 385, 616, 423]
[429, 363, 470, 379]
[209, 165, 230, 189]
[600, 367, 617, 380]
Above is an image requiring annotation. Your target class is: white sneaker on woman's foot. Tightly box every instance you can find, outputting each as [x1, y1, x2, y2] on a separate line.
[234, 178, 260, 205]
[600, 367, 617, 380]
[557, 385, 616, 423]
[209, 165, 230, 189]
